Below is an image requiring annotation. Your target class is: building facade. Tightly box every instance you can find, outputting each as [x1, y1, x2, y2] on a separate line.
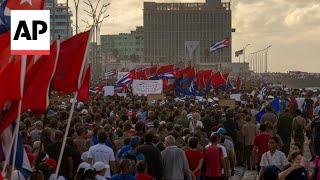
[100, 26, 144, 62]
[45, 0, 72, 40]
[143, 0, 232, 64]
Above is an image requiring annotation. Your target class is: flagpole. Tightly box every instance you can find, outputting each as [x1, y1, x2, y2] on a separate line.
[1, 55, 27, 175]
[54, 92, 78, 179]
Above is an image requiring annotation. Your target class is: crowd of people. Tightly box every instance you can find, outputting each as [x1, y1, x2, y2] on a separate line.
[2, 85, 320, 180]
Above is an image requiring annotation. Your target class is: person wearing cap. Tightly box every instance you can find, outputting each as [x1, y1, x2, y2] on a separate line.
[203, 133, 227, 180]
[88, 130, 116, 179]
[111, 159, 136, 180]
[120, 136, 145, 175]
[218, 127, 235, 176]
[94, 162, 109, 180]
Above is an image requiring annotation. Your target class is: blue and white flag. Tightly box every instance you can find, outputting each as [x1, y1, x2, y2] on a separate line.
[209, 39, 230, 52]
[0, 0, 10, 34]
[104, 70, 116, 78]
[1, 124, 32, 179]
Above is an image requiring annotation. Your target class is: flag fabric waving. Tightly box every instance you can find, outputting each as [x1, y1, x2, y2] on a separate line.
[51, 29, 92, 93]
[0, 0, 10, 34]
[209, 39, 230, 52]
[235, 49, 244, 57]
[212, 72, 227, 88]
[0, 31, 10, 69]
[0, 57, 22, 109]
[22, 41, 60, 113]
[78, 65, 91, 102]
[6, 0, 45, 10]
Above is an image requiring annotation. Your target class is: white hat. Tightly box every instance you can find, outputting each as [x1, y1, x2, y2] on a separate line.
[213, 97, 219, 101]
[78, 162, 91, 172]
[81, 109, 88, 115]
[267, 95, 274, 99]
[93, 162, 109, 171]
[208, 98, 213, 103]
[81, 151, 89, 161]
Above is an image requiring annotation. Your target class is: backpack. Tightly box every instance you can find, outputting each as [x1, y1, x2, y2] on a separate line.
[123, 152, 140, 175]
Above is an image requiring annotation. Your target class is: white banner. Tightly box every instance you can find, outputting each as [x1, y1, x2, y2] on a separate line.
[104, 86, 115, 96]
[132, 80, 163, 96]
[117, 72, 129, 80]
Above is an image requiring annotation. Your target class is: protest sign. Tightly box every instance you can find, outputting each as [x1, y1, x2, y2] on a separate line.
[132, 80, 163, 96]
[104, 86, 115, 96]
[219, 99, 236, 108]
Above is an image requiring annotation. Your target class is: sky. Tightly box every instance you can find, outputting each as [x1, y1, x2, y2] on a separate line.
[69, 0, 320, 73]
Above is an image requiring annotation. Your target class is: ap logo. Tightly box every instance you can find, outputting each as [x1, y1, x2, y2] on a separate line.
[11, 10, 50, 55]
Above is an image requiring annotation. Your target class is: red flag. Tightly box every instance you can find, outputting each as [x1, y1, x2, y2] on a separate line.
[129, 69, 138, 80]
[0, 102, 19, 134]
[77, 65, 91, 102]
[51, 30, 92, 93]
[136, 69, 147, 80]
[180, 66, 196, 79]
[145, 66, 157, 79]
[0, 32, 10, 70]
[0, 57, 22, 109]
[22, 42, 59, 113]
[196, 70, 212, 90]
[212, 72, 227, 88]
[6, 0, 45, 10]
[156, 65, 174, 75]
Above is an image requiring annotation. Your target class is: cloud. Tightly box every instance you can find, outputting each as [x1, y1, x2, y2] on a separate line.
[65, 0, 320, 72]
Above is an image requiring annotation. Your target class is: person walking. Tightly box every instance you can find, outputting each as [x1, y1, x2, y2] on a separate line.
[161, 135, 190, 180]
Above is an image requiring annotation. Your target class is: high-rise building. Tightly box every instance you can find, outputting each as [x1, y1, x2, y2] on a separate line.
[45, 0, 72, 40]
[144, 0, 232, 64]
[100, 26, 144, 62]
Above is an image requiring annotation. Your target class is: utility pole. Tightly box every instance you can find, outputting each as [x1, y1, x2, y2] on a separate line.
[265, 45, 272, 73]
[243, 43, 250, 63]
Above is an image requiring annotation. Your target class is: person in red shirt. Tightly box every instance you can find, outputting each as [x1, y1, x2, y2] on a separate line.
[136, 161, 153, 180]
[204, 133, 226, 180]
[184, 137, 204, 180]
[253, 124, 272, 171]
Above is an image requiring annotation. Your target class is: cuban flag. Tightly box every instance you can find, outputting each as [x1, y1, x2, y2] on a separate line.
[1, 124, 32, 179]
[209, 39, 230, 52]
[0, 0, 45, 33]
[89, 85, 104, 94]
[115, 72, 131, 86]
[104, 70, 116, 78]
[0, 0, 10, 34]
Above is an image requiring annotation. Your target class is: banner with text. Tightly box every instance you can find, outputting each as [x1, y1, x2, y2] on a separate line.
[132, 80, 163, 96]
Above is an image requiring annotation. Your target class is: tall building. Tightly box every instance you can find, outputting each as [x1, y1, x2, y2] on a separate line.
[144, 0, 232, 64]
[101, 26, 144, 62]
[45, 0, 72, 40]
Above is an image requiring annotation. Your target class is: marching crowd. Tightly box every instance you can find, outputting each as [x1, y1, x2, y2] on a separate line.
[2, 86, 320, 180]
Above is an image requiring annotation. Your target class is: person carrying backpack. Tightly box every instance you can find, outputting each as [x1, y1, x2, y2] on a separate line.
[121, 136, 145, 175]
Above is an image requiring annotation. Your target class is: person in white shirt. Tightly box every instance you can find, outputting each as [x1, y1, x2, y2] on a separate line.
[189, 112, 203, 134]
[88, 130, 116, 179]
[259, 136, 289, 179]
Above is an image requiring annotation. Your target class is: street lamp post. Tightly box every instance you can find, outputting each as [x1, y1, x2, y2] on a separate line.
[243, 43, 251, 63]
[265, 45, 272, 73]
